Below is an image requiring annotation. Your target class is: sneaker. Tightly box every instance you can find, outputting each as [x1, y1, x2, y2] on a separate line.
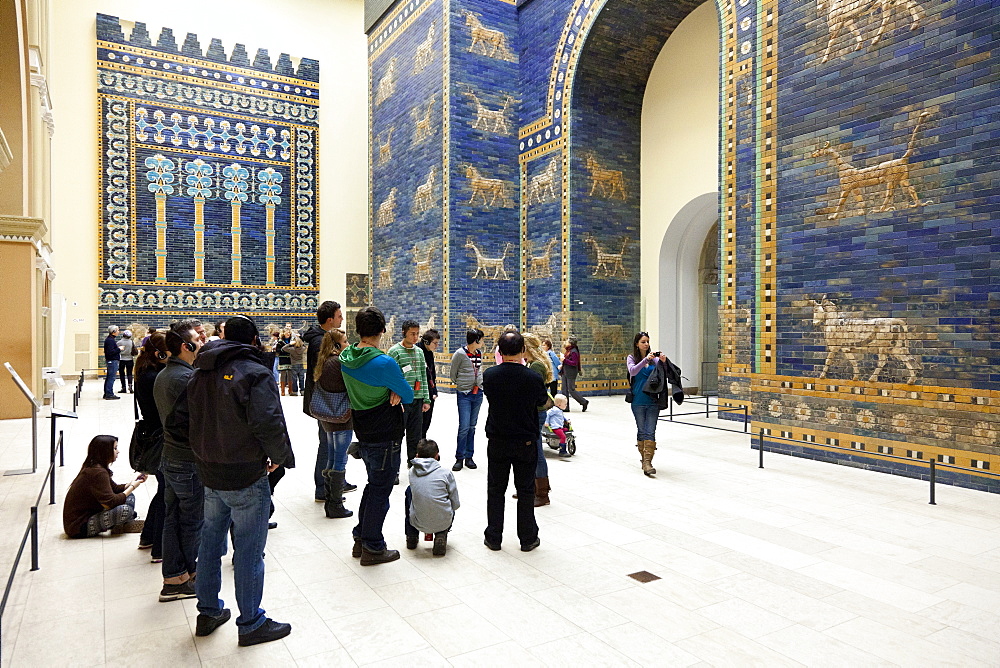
[360, 547, 401, 566]
[103, 395, 121, 400]
[195, 608, 231, 637]
[520, 537, 541, 552]
[268, 521, 278, 530]
[406, 535, 418, 550]
[238, 618, 292, 647]
[484, 538, 501, 551]
[465, 458, 477, 470]
[343, 481, 358, 493]
[452, 459, 463, 472]
[432, 532, 448, 556]
[159, 580, 196, 602]
[151, 557, 163, 564]
[558, 449, 570, 457]
[137, 541, 153, 550]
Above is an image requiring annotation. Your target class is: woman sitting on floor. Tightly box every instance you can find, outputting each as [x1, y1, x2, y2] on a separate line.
[63, 434, 147, 538]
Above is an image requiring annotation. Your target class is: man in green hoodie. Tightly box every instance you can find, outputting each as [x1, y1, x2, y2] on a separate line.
[339, 307, 414, 566]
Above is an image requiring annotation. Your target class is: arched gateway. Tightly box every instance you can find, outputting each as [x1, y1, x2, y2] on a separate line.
[366, 0, 1000, 491]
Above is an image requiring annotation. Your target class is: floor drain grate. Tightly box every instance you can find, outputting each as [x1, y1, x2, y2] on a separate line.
[628, 570, 661, 583]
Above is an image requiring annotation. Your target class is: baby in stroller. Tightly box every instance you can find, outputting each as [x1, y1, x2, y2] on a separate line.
[544, 394, 575, 457]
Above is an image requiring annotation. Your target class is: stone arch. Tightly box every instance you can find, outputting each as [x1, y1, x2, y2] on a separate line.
[657, 192, 719, 391]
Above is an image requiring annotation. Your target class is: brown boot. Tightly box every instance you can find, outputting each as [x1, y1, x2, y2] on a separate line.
[533, 477, 550, 507]
[280, 381, 287, 396]
[641, 441, 657, 476]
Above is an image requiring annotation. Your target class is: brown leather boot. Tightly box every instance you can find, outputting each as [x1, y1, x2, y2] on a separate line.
[280, 381, 287, 396]
[533, 477, 550, 507]
[641, 441, 657, 476]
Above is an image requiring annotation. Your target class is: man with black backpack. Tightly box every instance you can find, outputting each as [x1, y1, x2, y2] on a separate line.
[175, 315, 296, 646]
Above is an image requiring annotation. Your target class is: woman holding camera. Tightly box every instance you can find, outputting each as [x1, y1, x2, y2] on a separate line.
[627, 332, 666, 476]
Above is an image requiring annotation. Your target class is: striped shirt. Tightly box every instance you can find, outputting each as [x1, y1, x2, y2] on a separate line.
[388, 342, 430, 403]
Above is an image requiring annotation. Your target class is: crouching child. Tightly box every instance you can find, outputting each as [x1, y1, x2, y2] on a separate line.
[405, 439, 460, 556]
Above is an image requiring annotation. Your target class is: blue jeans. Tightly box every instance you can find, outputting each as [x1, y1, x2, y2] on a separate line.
[352, 440, 401, 552]
[631, 403, 660, 441]
[104, 360, 119, 397]
[314, 424, 354, 497]
[271, 358, 279, 383]
[196, 475, 271, 635]
[535, 411, 548, 477]
[161, 457, 204, 579]
[291, 368, 307, 394]
[456, 390, 484, 460]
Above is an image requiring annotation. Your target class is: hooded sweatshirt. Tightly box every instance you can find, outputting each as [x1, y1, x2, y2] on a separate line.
[407, 457, 460, 534]
[174, 339, 295, 490]
[339, 343, 414, 443]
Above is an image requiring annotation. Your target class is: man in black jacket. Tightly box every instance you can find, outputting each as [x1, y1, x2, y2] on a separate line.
[301, 300, 344, 500]
[103, 325, 121, 399]
[175, 315, 295, 647]
[482, 331, 552, 553]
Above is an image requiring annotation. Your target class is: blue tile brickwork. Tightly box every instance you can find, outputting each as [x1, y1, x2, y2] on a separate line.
[450, 0, 521, 352]
[717, 0, 1000, 478]
[370, 0, 447, 346]
[96, 14, 320, 338]
[370, 0, 999, 483]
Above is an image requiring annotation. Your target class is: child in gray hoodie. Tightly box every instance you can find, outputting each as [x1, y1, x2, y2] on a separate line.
[406, 439, 460, 556]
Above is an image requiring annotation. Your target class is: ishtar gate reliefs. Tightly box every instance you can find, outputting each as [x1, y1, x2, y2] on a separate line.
[365, 0, 998, 491]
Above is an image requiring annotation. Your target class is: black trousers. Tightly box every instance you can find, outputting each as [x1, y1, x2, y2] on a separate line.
[485, 438, 538, 547]
[421, 399, 434, 439]
[402, 399, 424, 464]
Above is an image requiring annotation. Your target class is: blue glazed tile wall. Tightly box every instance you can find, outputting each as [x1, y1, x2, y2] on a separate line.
[369, 0, 446, 345]
[96, 13, 320, 338]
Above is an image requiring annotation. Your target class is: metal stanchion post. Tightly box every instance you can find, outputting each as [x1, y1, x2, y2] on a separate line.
[50, 410, 78, 482]
[29, 507, 39, 571]
[929, 459, 936, 505]
[758, 427, 765, 468]
[743, 406, 748, 432]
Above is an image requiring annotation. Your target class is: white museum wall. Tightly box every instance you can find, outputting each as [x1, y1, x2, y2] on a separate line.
[640, 0, 720, 388]
[48, 0, 369, 373]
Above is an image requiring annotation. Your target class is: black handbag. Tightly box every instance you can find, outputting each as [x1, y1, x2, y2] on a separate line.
[625, 373, 636, 403]
[310, 384, 352, 424]
[128, 395, 163, 473]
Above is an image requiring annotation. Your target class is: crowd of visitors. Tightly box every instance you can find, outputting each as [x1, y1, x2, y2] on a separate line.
[76, 305, 684, 646]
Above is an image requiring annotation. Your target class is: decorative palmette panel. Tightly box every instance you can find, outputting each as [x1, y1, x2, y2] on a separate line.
[96, 14, 320, 337]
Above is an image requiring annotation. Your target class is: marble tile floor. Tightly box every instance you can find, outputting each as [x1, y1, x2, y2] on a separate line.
[0, 380, 998, 666]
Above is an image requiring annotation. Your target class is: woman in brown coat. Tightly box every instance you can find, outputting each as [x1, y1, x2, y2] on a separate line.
[63, 435, 147, 537]
[314, 328, 356, 519]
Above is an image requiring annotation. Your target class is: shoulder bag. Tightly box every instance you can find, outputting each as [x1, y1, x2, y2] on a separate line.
[128, 395, 163, 474]
[310, 383, 352, 424]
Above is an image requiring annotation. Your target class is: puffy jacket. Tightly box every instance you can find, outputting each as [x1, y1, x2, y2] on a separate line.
[174, 339, 295, 490]
[407, 457, 460, 534]
[301, 324, 327, 416]
[339, 344, 413, 443]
